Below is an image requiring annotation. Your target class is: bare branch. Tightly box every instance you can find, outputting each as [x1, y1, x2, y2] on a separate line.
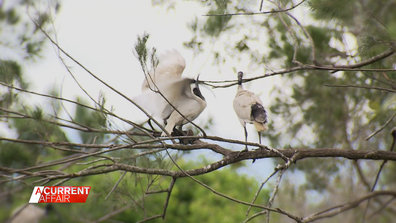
[161, 177, 176, 220]
[267, 168, 286, 223]
[324, 84, 396, 93]
[363, 129, 396, 221]
[246, 170, 279, 216]
[105, 171, 127, 200]
[206, 65, 396, 89]
[93, 204, 132, 223]
[203, 0, 307, 16]
[366, 112, 396, 140]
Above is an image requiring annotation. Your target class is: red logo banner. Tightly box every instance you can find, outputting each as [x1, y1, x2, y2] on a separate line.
[29, 186, 91, 203]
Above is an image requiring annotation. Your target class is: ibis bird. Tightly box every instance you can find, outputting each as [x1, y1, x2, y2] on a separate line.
[161, 76, 206, 136]
[233, 71, 267, 152]
[142, 49, 186, 91]
[134, 49, 206, 136]
[135, 76, 206, 136]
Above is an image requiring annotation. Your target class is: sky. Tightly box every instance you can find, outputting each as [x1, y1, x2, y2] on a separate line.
[21, 0, 280, 182]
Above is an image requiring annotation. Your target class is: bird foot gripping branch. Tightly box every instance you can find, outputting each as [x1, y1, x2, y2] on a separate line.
[171, 129, 195, 145]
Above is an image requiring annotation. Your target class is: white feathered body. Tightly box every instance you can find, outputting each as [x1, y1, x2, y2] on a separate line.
[233, 85, 267, 132]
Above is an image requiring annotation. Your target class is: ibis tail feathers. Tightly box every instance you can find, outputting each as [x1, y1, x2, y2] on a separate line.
[253, 121, 267, 132]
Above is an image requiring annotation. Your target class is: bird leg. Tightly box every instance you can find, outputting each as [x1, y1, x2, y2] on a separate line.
[172, 126, 184, 136]
[258, 131, 261, 144]
[243, 125, 248, 152]
[251, 131, 262, 163]
[238, 125, 249, 158]
[147, 119, 155, 131]
[178, 124, 184, 133]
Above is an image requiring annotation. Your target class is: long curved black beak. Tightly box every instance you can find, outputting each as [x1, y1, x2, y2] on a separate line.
[193, 74, 205, 100]
[195, 73, 201, 89]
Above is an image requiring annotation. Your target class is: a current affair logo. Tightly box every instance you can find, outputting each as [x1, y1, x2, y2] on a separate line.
[29, 186, 91, 203]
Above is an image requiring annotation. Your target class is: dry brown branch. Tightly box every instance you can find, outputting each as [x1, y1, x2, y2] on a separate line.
[363, 128, 396, 221]
[206, 66, 396, 89]
[324, 84, 396, 93]
[92, 204, 132, 223]
[266, 168, 286, 223]
[4, 147, 393, 184]
[246, 170, 279, 216]
[203, 0, 307, 16]
[367, 197, 396, 219]
[366, 114, 396, 141]
[269, 0, 316, 64]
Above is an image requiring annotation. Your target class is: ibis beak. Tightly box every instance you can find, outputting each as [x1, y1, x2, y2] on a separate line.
[195, 73, 201, 88]
[192, 73, 205, 100]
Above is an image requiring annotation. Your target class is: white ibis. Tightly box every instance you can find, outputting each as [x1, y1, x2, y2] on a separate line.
[135, 76, 206, 136]
[233, 71, 267, 152]
[134, 49, 206, 136]
[142, 49, 186, 91]
[160, 76, 206, 136]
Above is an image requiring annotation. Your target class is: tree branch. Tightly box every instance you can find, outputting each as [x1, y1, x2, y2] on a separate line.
[324, 84, 396, 93]
[203, 0, 307, 16]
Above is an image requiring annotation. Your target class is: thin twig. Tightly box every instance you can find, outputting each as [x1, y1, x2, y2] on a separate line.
[204, 0, 306, 16]
[93, 204, 132, 223]
[366, 112, 396, 141]
[244, 210, 267, 223]
[275, 5, 301, 65]
[136, 214, 163, 223]
[267, 168, 287, 223]
[363, 128, 396, 222]
[246, 169, 279, 216]
[161, 177, 176, 220]
[367, 197, 396, 219]
[105, 171, 127, 200]
[324, 84, 396, 93]
[259, 0, 264, 11]
[30, 18, 159, 139]
[161, 149, 301, 221]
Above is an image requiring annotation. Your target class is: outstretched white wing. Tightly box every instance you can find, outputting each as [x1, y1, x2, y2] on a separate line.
[142, 49, 186, 91]
[134, 78, 193, 121]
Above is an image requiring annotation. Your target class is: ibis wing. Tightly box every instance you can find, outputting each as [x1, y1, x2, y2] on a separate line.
[133, 88, 170, 119]
[142, 49, 186, 90]
[155, 49, 186, 77]
[134, 78, 193, 120]
[233, 91, 257, 121]
[251, 103, 267, 123]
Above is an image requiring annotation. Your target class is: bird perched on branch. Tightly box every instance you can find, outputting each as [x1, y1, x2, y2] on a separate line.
[135, 50, 206, 136]
[233, 71, 267, 152]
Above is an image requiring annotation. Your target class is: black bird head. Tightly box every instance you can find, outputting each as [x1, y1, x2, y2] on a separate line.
[193, 74, 205, 100]
[237, 71, 244, 85]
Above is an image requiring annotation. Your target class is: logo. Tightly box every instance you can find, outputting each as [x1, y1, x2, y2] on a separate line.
[29, 186, 91, 203]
